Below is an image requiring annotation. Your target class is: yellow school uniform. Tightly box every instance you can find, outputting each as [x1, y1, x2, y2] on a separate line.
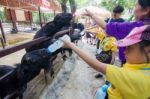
[106, 63, 150, 99]
[87, 27, 118, 53]
[97, 32, 118, 53]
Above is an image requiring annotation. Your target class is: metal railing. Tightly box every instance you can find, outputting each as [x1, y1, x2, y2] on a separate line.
[0, 28, 71, 58]
[0, 28, 71, 82]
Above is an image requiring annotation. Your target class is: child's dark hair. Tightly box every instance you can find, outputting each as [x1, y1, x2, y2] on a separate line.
[139, 26, 150, 63]
[138, 0, 150, 9]
[113, 5, 124, 14]
[139, 40, 150, 63]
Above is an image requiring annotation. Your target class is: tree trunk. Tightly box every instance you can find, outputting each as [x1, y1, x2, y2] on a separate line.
[9, 9, 18, 34]
[60, 0, 68, 13]
[69, 0, 76, 14]
[61, 3, 67, 13]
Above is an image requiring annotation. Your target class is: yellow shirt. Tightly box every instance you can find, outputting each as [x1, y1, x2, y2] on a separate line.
[87, 27, 118, 52]
[97, 32, 118, 52]
[87, 26, 104, 34]
[106, 63, 150, 99]
[97, 32, 106, 41]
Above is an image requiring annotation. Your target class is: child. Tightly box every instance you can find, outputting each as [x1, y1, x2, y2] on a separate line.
[105, 5, 125, 23]
[90, 28, 117, 64]
[60, 25, 150, 98]
[86, 27, 118, 78]
[84, 0, 150, 65]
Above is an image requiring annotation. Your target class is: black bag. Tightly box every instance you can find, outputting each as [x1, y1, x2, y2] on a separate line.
[96, 51, 112, 64]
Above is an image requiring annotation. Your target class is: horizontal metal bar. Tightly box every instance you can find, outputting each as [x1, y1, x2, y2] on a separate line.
[0, 29, 71, 82]
[0, 29, 71, 58]
[0, 37, 51, 58]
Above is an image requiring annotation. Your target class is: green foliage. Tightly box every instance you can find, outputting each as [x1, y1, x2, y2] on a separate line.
[101, 0, 136, 11]
[75, 0, 101, 8]
[42, 13, 54, 22]
[32, 12, 55, 23]
[75, 0, 88, 8]
[32, 12, 40, 23]
[0, 7, 6, 22]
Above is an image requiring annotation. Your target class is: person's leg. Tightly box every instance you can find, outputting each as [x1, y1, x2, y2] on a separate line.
[104, 91, 109, 99]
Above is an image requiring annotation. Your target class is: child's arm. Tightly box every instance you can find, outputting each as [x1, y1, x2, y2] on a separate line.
[85, 26, 99, 35]
[85, 9, 106, 29]
[62, 41, 107, 74]
[84, 30, 98, 35]
[85, 25, 99, 30]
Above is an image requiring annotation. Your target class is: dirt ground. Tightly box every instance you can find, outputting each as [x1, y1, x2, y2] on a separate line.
[40, 40, 121, 99]
[58, 44, 105, 99]
[40, 41, 106, 99]
[0, 32, 35, 47]
[0, 32, 35, 65]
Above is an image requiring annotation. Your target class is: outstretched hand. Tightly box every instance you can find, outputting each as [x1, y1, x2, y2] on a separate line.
[59, 35, 72, 48]
[83, 8, 92, 16]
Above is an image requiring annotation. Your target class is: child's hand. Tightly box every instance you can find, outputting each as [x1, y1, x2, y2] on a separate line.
[59, 35, 71, 48]
[84, 8, 92, 16]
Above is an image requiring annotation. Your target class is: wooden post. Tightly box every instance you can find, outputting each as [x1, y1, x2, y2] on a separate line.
[28, 11, 32, 30]
[69, 0, 76, 14]
[38, 6, 42, 28]
[9, 9, 18, 33]
[0, 19, 6, 44]
[0, 37, 5, 48]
